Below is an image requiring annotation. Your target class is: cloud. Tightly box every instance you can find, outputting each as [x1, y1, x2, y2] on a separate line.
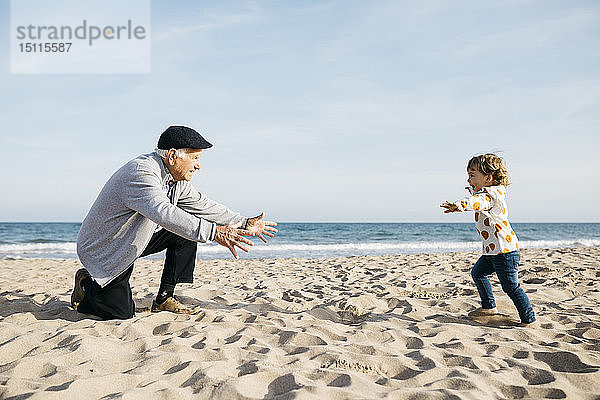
[558, 85, 600, 122]
[453, 8, 598, 61]
[153, 9, 261, 42]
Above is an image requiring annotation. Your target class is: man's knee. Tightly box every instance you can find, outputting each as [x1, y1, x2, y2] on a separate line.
[165, 232, 196, 250]
[180, 236, 196, 247]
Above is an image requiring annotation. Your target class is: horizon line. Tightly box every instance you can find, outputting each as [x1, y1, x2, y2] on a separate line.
[1, 221, 599, 224]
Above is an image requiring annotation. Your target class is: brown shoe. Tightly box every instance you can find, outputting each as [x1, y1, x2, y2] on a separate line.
[468, 307, 498, 317]
[518, 320, 538, 328]
[151, 296, 204, 316]
[71, 268, 90, 310]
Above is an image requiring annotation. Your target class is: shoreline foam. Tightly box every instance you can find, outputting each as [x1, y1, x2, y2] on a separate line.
[2, 239, 600, 260]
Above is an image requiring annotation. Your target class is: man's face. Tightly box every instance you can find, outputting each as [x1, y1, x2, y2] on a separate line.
[170, 149, 203, 181]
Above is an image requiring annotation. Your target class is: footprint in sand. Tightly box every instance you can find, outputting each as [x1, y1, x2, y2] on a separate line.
[533, 351, 599, 373]
[281, 289, 313, 303]
[191, 337, 206, 349]
[523, 277, 546, 284]
[327, 373, 351, 387]
[164, 361, 191, 375]
[387, 297, 413, 314]
[405, 336, 424, 350]
[237, 361, 258, 377]
[46, 381, 74, 392]
[335, 301, 370, 325]
[516, 365, 556, 385]
[266, 374, 301, 398]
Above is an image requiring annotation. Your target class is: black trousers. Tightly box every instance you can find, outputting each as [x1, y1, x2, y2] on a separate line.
[77, 229, 198, 320]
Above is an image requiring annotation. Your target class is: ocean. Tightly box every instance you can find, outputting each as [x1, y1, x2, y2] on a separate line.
[1, 222, 599, 260]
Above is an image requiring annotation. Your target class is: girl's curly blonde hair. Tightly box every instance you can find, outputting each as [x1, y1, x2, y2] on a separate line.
[467, 153, 510, 186]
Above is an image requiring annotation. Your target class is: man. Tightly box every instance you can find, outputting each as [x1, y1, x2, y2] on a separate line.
[73, 125, 277, 320]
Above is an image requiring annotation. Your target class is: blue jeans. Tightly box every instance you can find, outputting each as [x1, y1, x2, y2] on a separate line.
[471, 250, 536, 324]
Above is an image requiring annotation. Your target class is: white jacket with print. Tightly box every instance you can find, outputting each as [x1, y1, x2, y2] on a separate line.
[453, 185, 519, 255]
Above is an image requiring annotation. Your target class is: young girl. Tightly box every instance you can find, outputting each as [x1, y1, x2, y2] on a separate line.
[441, 154, 536, 325]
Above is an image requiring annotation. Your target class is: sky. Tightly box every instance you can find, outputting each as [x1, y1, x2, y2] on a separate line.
[0, 0, 599, 223]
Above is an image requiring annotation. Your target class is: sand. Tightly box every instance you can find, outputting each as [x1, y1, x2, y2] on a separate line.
[1, 247, 599, 399]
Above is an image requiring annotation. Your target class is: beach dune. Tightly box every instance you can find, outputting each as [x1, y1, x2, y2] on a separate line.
[1, 247, 599, 399]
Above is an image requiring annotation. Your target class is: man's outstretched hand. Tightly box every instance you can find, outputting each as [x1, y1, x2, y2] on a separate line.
[214, 213, 277, 259]
[246, 213, 278, 243]
[214, 225, 255, 259]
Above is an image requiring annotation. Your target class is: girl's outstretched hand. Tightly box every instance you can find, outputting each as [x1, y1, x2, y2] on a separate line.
[440, 201, 459, 213]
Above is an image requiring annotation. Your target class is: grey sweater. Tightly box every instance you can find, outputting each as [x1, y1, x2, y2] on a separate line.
[77, 152, 247, 287]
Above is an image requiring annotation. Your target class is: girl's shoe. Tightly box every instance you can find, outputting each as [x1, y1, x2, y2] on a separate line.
[468, 307, 498, 317]
[518, 319, 538, 328]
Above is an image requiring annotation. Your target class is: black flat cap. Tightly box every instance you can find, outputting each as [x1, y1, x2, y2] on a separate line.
[157, 125, 213, 150]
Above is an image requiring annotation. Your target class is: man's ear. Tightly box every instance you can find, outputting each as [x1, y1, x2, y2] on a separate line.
[168, 149, 177, 165]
